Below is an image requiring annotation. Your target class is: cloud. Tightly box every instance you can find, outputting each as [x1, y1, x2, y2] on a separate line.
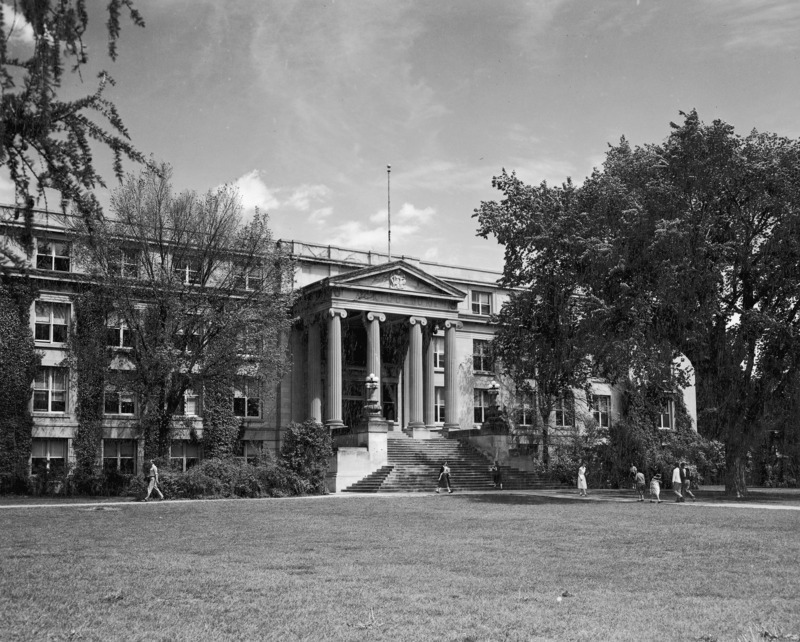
[308, 206, 333, 224]
[328, 202, 436, 250]
[0, 171, 16, 203]
[230, 170, 280, 212]
[721, 1, 800, 50]
[286, 184, 331, 211]
[2, 5, 34, 46]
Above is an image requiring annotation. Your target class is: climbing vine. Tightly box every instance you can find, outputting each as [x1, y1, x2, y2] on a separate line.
[0, 279, 40, 492]
[202, 375, 242, 459]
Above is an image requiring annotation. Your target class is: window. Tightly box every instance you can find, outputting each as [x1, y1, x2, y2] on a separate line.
[433, 337, 445, 369]
[472, 339, 492, 372]
[474, 389, 491, 424]
[235, 262, 263, 291]
[554, 393, 574, 428]
[238, 324, 261, 355]
[471, 291, 491, 315]
[179, 389, 200, 416]
[110, 249, 139, 278]
[104, 390, 136, 415]
[237, 440, 263, 463]
[106, 324, 134, 348]
[591, 395, 611, 428]
[233, 377, 260, 417]
[31, 438, 66, 475]
[36, 239, 70, 272]
[435, 387, 445, 423]
[519, 392, 535, 427]
[173, 256, 202, 284]
[35, 301, 70, 343]
[33, 368, 68, 413]
[170, 440, 201, 472]
[658, 399, 674, 430]
[103, 439, 136, 473]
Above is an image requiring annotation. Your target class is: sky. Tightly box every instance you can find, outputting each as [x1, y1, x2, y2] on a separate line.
[3, 0, 800, 270]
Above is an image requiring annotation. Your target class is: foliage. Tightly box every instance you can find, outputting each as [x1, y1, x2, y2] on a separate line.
[70, 164, 295, 458]
[0, 0, 146, 265]
[201, 377, 242, 459]
[475, 110, 800, 496]
[0, 279, 39, 490]
[69, 287, 112, 475]
[124, 456, 308, 499]
[280, 420, 333, 494]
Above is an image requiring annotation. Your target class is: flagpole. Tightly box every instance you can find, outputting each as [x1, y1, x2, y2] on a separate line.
[387, 164, 392, 262]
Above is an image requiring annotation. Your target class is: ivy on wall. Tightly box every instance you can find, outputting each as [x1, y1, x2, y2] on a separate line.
[0, 279, 40, 490]
[69, 287, 112, 475]
[202, 375, 242, 459]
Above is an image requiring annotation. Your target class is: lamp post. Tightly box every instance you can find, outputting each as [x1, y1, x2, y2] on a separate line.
[364, 372, 380, 417]
[486, 380, 500, 433]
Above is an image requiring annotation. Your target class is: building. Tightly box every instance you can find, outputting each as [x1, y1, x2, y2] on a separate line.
[1, 207, 696, 488]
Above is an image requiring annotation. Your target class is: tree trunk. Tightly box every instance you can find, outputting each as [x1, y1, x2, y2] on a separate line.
[539, 410, 550, 468]
[724, 447, 748, 497]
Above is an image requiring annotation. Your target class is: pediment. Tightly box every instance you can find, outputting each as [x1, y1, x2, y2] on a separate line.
[327, 261, 466, 300]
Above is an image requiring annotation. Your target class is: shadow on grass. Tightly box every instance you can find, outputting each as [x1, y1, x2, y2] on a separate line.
[461, 493, 582, 506]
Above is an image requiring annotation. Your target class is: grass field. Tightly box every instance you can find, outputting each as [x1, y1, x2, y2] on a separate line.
[1, 492, 799, 641]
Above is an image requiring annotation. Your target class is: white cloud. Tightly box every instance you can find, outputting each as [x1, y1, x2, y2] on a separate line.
[286, 184, 331, 211]
[2, 5, 34, 46]
[0, 171, 16, 204]
[329, 202, 436, 251]
[308, 206, 333, 224]
[720, 1, 800, 51]
[230, 170, 280, 212]
[368, 202, 435, 225]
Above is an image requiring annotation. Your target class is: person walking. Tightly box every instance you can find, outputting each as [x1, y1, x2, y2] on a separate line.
[143, 459, 164, 501]
[436, 461, 453, 494]
[672, 462, 684, 502]
[681, 462, 696, 501]
[490, 461, 503, 490]
[634, 468, 647, 502]
[649, 472, 663, 503]
[577, 461, 588, 497]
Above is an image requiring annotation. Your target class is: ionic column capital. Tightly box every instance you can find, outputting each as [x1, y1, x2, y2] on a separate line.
[444, 319, 463, 330]
[365, 311, 386, 323]
[409, 316, 427, 327]
[328, 308, 348, 320]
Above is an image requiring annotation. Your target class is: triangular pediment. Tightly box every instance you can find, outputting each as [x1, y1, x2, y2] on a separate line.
[327, 261, 466, 300]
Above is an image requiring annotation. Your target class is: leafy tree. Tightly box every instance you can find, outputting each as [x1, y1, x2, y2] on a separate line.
[71, 164, 295, 459]
[0, 0, 146, 264]
[475, 176, 592, 466]
[475, 111, 800, 496]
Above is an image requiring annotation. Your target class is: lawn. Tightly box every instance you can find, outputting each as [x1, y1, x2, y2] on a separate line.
[1, 493, 798, 641]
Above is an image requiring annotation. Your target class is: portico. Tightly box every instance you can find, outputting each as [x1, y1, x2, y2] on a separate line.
[291, 261, 466, 439]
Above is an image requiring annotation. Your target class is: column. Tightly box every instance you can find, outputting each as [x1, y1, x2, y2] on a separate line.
[423, 328, 435, 427]
[290, 324, 305, 424]
[407, 316, 426, 429]
[307, 320, 322, 423]
[364, 312, 385, 409]
[326, 308, 347, 429]
[443, 320, 463, 433]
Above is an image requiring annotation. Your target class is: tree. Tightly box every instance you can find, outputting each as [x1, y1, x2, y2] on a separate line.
[475, 175, 592, 466]
[1, 0, 146, 263]
[71, 165, 295, 459]
[475, 111, 800, 496]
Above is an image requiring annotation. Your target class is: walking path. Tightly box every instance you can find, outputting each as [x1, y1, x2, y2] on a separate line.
[2, 488, 800, 511]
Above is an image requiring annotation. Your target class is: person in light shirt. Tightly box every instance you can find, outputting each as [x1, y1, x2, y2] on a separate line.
[672, 462, 684, 503]
[143, 460, 164, 501]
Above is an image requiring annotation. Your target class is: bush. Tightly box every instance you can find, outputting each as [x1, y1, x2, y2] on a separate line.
[280, 420, 333, 494]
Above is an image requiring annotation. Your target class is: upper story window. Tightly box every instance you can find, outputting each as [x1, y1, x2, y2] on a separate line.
[104, 378, 136, 415]
[433, 337, 444, 369]
[33, 367, 68, 413]
[173, 256, 202, 284]
[235, 262, 263, 291]
[554, 393, 574, 428]
[107, 323, 133, 349]
[238, 324, 261, 355]
[658, 399, 674, 430]
[591, 394, 611, 428]
[179, 389, 200, 416]
[233, 377, 260, 418]
[35, 301, 70, 344]
[472, 339, 492, 372]
[35, 239, 70, 272]
[110, 249, 139, 278]
[471, 291, 491, 316]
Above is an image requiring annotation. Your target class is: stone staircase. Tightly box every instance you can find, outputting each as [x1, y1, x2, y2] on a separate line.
[341, 433, 563, 493]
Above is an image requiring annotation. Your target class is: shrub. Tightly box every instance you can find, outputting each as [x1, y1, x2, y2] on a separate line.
[280, 420, 333, 494]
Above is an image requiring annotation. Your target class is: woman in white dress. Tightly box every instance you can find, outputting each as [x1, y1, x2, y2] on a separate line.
[577, 461, 588, 497]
